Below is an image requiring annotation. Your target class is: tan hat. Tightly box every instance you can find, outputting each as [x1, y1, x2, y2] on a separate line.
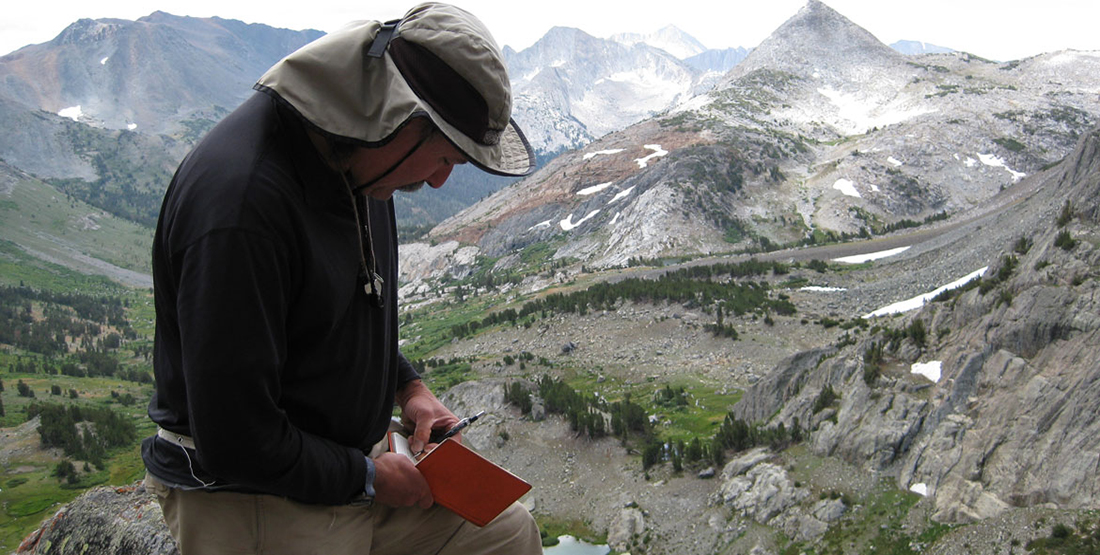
[255, 2, 535, 177]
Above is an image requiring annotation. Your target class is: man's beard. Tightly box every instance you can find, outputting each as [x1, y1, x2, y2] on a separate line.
[397, 181, 426, 194]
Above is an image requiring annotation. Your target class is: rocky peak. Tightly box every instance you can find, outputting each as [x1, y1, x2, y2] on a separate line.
[1060, 127, 1100, 222]
[52, 18, 128, 46]
[725, 0, 904, 83]
[610, 25, 708, 59]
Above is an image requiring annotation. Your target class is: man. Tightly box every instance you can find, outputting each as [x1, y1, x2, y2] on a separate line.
[141, 3, 540, 553]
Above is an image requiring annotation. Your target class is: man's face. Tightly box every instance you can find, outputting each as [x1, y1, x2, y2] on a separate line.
[345, 121, 468, 200]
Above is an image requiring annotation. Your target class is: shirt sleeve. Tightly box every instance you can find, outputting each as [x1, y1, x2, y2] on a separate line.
[173, 229, 366, 505]
[397, 351, 421, 386]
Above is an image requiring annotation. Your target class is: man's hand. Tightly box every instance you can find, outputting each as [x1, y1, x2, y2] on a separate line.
[396, 380, 459, 455]
[372, 452, 433, 508]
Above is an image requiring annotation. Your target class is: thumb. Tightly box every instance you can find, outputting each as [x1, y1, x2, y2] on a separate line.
[409, 420, 432, 454]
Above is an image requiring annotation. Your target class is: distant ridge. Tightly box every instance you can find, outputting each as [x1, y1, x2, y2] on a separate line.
[891, 39, 954, 55]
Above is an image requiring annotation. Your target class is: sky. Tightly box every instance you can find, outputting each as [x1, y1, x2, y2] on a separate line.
[3, 0, 1100, 62]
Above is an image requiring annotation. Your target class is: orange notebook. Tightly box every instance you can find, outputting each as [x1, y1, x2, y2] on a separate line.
[388, 433, 532, 527]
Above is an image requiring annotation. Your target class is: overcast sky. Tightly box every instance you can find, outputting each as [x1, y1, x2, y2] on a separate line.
[3, 0, 1099, 62]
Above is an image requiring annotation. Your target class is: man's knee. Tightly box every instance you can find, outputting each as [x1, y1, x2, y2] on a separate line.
[486, 502, 541, 554]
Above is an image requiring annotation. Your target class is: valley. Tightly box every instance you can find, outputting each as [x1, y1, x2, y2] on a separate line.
[2, 1, 1099, 554]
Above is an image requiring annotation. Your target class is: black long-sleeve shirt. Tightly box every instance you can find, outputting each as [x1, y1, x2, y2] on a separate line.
[142, 92, 418, 505]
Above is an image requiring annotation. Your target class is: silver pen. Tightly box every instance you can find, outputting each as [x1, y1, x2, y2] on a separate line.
[416, 411, 486, 458]
[437, 410, 485, 441]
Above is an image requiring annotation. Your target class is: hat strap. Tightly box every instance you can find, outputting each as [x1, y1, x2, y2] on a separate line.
[367, 19, 401, 58]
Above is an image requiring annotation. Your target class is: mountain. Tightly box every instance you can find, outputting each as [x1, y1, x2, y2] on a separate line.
[415, 0, 1100, 282]
[20, 124, 1100, 555]
[682, 46, 752, 74]
[891, 39, 954, 55]
[0, 13, 323, 136]
[733, 124, 1100, 523]
[0, 12, 727, 264]
[503, 26, 718, 155]
[610, 25, 708, 59]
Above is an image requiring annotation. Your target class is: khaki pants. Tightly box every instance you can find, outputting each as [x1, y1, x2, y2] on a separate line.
[145, 472, 541, 555]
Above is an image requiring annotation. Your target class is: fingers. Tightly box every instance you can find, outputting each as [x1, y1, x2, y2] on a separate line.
[409, 420, 433, 454]
[372, 453, 433, 508]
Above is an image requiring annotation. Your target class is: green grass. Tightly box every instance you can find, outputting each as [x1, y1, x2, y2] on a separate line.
[547, 369, 741, 443]
[0, 243, 156, 550]
[801, 477, 937, 555]
[535, 513, 606, 546]
[0, 175, 153, 282]
[0, 373, 153, 552]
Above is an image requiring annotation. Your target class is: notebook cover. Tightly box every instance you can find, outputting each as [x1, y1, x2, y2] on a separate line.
[393, 435, 531, 527]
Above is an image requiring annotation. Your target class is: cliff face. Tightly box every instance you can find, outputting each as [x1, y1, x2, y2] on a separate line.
[733, 128, 1100, 523]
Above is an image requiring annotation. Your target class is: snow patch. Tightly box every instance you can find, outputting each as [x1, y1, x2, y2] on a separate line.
[635, 144, 668, 168]
[100, 56, 109, 65]
[864, 267, 988, 318]
[977, 153, 1026, 181]
[833, 246, 910, 264]
[608, 186, 635, 205]
[577, 182, 614, 196]
[800, 286, 847, 292]
[833, 178, 861, 198]
[609, 212, 620, 225]
[910, 483, 928, 496]
[583, 149, 625, 161]
[528, 220, 552, 231]
[126, 123, 137, 131]
[870, 184, 881, 192]
[887, 157, 903, 167]
[911, 361, 942, 383]
[560, 210, 601, 231]
[58, 106, 83, 121]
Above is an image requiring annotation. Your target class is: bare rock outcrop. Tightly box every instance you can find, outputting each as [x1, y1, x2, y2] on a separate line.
[729, 127, 1100, 524]
[17, 483, 177, 555]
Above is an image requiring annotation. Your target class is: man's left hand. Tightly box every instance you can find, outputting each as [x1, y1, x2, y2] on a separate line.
[396, 380, 459, 455]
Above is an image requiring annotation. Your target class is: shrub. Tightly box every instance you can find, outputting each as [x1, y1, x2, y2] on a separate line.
[1013, 236, 1033, 255]
[1054, 230, 1076, 251]
[1056, 200, 1074, 227]
[908, 319, 927, 348]
[812, 385, 839, 414]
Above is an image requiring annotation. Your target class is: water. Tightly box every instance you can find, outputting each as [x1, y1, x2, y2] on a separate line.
[542, 535, 610, 555]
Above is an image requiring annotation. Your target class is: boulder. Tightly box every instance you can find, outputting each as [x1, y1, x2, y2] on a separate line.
[17, 483, 177, 555]
[607, 507, 645, 551]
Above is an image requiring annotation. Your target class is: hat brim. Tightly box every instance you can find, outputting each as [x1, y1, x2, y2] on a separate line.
[369, 50, 536, 177]
[255, 18, 535, 177]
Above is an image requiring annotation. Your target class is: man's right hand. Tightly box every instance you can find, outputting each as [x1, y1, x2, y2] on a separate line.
[372, 452, 433, 509]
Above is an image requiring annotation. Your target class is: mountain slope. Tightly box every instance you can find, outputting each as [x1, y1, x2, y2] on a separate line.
[417, 0, 1100, 284]
[0, 13, 322, 136]
[733, 125, 1100, 523]
[505, 26, 712, 155]
[610, 25, 708, 59]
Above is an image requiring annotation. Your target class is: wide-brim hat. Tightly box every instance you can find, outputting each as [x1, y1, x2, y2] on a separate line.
[254, 2, 535, 177]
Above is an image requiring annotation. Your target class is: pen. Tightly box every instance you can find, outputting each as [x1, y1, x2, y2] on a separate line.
[416, 411, 486, 457]
[439, 410, 485, 441]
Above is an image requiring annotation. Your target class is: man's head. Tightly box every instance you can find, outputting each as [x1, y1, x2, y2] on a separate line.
[319, 117, 468, 200]
[255, 2, 534, 183]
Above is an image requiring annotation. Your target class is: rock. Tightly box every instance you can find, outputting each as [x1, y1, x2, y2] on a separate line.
[716, 462, 808, 524]
[697, 467, 716, 479]
[17, 483, 177, 555]
[530, 402, 546, 422]
[720, 447, 772, 480]
[812, 498, 847, 522]
[773, 507, 829, 542]
[607, 507, 645, 551]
